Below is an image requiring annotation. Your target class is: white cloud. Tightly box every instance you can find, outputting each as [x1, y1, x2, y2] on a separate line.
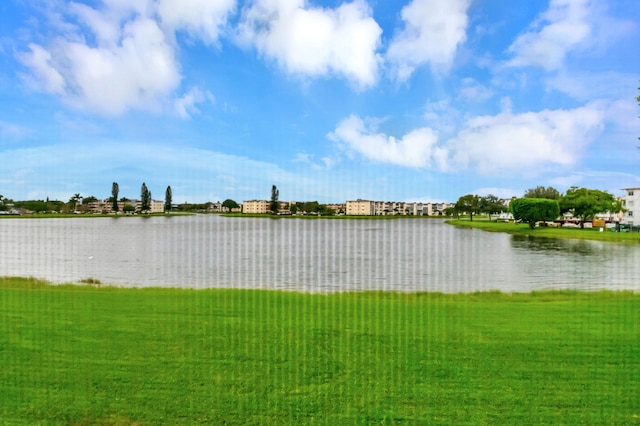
[328, 115, 446, 168]
[157, 0, 236, 44]
[506, 0, 623, 71]
[173, 87, 213, 118]
[458, 78, 493, 102]
[17, 43, 66, 94]
[386, 0, 471, 81]
[237, 0, 382, 88]
[16, 1, 214, 117]
[448, 103, 605, 174]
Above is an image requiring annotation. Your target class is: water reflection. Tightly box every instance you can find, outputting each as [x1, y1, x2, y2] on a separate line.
[510, 234, 605, 256]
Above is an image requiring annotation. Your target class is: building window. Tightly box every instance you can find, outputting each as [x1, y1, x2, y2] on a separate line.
[629, 211, 634, 217]
[629, 191, 634, 196]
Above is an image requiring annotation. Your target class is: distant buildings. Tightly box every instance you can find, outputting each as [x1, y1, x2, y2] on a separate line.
[345, 200, 453, 216]
[86, 199, 164, 214]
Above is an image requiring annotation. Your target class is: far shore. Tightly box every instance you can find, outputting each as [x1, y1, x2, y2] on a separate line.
[446, 219, 640, 243]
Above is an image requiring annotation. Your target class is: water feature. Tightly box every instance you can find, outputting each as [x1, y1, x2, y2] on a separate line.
[1, 215, 638, 292]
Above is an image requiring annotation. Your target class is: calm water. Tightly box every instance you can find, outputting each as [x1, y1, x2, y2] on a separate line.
[1, 215, 639, 292]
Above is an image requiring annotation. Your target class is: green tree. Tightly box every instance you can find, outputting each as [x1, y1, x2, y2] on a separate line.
[140, 183, 151, 213]
[82, 195, 98, 204]
[560, 187, 622, 228]
[510, 198, 560, 229]
[479, 194, 505, 221]
[443, 206, 458, 218]
[165, 186, 172, 213]
[455, 194, 480, 221]
[123, 204, 135, 214]
[222, 199, 239, 212]
[270, 185, 279, 214]
[112, 182, 120, 212]
[524, 186, 561, 200]
[69, 193, 82, 212]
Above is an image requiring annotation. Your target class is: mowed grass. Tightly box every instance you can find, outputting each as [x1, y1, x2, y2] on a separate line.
[1, 278, 639, 424]
[447, 219, 640, 243]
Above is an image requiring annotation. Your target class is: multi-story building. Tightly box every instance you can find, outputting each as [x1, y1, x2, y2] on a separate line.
[621, 188, 640, 225]
[243, 200, 270, 214]
[346, 199, 374, 215]
[86, 199, 164, 214]
[347, 200, 452, 216]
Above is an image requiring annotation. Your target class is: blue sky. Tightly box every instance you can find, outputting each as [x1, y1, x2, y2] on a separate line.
[1, 0, 639, 204]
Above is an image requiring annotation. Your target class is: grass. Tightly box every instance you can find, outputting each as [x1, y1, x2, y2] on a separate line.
[446, 219, 640, 243]
[1, 277, 639, 424]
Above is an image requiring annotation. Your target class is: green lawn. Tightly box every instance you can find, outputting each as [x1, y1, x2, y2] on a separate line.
[446, 219, 640, 243]
[1, 277, 639, 424]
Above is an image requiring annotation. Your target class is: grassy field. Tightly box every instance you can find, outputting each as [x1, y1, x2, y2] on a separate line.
[446, 219, 640, 243]
[1, 277, 639, 424]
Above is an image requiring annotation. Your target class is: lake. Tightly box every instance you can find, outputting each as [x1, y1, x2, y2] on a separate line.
[1, 215, 639, 292]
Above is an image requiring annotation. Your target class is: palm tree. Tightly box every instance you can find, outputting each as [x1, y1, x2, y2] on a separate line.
[69, 193, 82, 212]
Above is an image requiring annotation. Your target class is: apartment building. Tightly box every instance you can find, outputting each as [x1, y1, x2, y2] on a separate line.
[347, 199, 452, 216]
[243, 199, 270, 214]
[621, 188, 640, 225]
[86, 199, 164, 214]
[346, 200, 374, 215]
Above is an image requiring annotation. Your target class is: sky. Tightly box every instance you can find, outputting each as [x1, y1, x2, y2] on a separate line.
[1, 0, 639, 204]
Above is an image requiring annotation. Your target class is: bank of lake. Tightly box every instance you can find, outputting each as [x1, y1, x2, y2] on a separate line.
[446, 219, 640, 243]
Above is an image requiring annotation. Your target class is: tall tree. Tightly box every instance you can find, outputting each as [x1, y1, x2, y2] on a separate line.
[111, 182, 119, 212]
[560, 187, 622, 228]
[269, 185, 279, 214]
[165, 186, 172, 213]
[455, 194, 480, 221]
[511, 198, 560, 229]
[140, 182, 151, 213]
[524, 186, 561, 200]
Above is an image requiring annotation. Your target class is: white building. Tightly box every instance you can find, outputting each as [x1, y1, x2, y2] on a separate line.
[621, 188, 640, 225]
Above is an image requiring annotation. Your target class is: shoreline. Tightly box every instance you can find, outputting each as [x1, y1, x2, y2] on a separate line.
[446, 219, 640, 243]
[2, 277, 637, 297]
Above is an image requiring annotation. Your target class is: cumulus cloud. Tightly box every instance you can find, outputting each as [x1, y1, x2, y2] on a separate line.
[157, 0, 236, 44]
[237, 0, 382, 88]
[506, 0, 593, 70]
[332, 101, 607, 175]
[448, 103, 605, 174]
[328, 115, 446, 168]
[16, 1, 221, 117]
[386, 0, 471, 81]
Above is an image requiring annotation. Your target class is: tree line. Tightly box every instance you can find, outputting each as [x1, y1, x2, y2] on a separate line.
[452, 186, 623, 229]
[0, 182, 174, 214]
